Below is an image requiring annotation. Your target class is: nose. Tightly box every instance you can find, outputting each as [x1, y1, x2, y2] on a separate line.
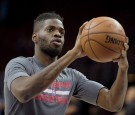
[54, 30, 61, 38]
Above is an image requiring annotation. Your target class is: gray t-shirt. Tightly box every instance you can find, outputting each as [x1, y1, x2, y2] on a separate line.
[4, 56, 104, 115]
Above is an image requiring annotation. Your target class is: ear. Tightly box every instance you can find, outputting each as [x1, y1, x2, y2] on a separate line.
[32, 32, 38, 44]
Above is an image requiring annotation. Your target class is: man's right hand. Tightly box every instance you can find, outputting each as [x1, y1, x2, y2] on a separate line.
[71, 21, 88, 59]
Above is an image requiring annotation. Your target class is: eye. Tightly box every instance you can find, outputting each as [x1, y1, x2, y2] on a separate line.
[46, 26, 54, 32]
[59, 29, 65, 35]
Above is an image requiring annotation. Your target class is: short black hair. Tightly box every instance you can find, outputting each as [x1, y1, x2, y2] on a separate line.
[33, 11, 63, 32]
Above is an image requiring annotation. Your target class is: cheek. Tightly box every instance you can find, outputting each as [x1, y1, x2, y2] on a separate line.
[38, 38, 48, 48]
[37, 31, 51, 44]
[38, 31, 46, 40]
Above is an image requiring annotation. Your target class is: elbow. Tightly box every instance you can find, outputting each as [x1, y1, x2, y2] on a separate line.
[115, 106, 123, 112]
[17, 94, 31, 103]
[108, 103, 123, 112]
[13, 89, 32, 103]
[11, 79, 34, 103]
[110, 106, 122, 112]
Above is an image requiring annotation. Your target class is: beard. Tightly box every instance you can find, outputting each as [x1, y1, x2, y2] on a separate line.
[41, 46, 63, 58]
[39, 39, 63, 58]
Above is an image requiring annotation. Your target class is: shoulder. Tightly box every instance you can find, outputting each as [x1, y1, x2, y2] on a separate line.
[8, 56, 32, 64]
[6, 56, 33, 69]
[5, 56, 34, 75]
[8, 56, 26, 62]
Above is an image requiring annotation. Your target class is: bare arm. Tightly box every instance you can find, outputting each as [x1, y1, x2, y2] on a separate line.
[11, 22, 88, 103]
[11, 50, 79, 103]
[97, 43, 129, 112]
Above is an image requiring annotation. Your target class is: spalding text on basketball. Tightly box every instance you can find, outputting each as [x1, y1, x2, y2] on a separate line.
[105, 35, 124, 46]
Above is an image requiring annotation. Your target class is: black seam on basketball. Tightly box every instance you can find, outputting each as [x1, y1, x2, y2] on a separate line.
[81, 18, 124, 62]
[88, 20, 101, 61]
[80, 32, 126, 39]
[87, 39, 120, 53]
[89, 40, 101, 61]
[87, 32, 126, 37]
[83, 20, 115, 30]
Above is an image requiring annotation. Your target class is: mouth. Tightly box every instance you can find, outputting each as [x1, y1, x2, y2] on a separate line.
[51, 38, 62, 46]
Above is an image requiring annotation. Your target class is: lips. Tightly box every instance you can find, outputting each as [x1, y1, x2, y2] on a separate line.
[51, 38, 62, 46]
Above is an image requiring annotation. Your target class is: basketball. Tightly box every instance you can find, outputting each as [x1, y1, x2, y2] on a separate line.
[80, 16, 128, 63]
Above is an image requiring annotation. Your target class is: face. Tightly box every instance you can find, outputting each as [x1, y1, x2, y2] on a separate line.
[34, 19, 65, 58]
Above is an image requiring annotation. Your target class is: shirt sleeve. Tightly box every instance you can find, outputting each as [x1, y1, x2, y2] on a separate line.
[72, 69, 105, 105]
[4, 57, 30, 91]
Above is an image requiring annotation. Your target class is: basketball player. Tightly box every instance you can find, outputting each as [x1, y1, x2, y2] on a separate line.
[4, 12, 129, 115]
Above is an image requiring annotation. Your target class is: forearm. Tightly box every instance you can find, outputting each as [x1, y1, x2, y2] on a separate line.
[108, 67, 128, 110]
[31, 50, 77, 88]
[97, 43, 129, 111]
[17, 50, 78, 102]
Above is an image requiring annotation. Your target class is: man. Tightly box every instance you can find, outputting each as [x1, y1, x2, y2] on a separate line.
[4, 12, 129, 115]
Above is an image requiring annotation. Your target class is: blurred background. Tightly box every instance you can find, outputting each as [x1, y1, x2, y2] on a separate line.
[0, 0, 135, 115]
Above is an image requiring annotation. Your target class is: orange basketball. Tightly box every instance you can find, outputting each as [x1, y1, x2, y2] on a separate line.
[80, 16, 128, 63]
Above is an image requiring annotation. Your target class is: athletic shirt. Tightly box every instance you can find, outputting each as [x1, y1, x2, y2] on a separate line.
[4, 56, 104, 115]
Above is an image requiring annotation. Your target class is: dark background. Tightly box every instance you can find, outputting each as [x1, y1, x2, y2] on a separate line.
[0, 0, 135, 115]
[0, 0, 135, 71]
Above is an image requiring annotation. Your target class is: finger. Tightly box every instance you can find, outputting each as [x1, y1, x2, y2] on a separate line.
[112, 47, 127, 63]
[89, 18, 95, 22]
[113, 55, 121, 62]
[80, 21, 88, 30]
[79, 21, 88, 34]
[113, 59, 119, 62]
[83, 21, 89, 26]
[125, 36, 129, 43]
[124, 43, 129, 51]
[113, 57, 121, 63]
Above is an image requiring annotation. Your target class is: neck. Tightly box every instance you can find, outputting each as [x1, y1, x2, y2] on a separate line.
[34, 51, 57, 66]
